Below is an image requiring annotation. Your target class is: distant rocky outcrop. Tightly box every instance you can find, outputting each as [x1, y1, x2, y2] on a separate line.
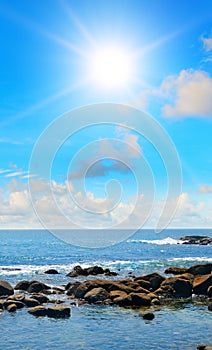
[179, 235, 212, 245]
[67, 265, 118, 278]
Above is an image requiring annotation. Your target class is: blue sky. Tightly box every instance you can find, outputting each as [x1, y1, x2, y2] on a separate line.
[0, 0, 212, 229]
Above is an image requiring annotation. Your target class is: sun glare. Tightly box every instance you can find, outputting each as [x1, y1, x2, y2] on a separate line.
[89, 46, 132, 89]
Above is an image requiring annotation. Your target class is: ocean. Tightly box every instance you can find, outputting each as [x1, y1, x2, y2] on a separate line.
[0, 229, 211, 349]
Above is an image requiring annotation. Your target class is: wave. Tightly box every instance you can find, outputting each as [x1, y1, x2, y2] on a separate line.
[127, 237, 182, 245]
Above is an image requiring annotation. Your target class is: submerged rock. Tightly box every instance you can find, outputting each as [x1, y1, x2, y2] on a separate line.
[44, 269, 59, 275]
[141, 312, 155, 320]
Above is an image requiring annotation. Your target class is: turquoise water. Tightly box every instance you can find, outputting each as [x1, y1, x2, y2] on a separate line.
[0, 229, 211, 349]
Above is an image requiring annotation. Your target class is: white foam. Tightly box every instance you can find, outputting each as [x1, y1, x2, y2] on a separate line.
[128, 237, 182, 245]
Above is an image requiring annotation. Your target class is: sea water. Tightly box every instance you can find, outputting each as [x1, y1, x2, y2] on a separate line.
[0, 229, 211, 349]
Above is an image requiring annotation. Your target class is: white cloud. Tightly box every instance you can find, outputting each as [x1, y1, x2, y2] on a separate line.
[160, 69, 212, 118]
[198, 185, 212, 193]
[202, 36, 212, 52]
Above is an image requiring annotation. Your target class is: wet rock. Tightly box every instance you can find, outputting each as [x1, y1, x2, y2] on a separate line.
[84, 287, 109, 304]
[165, 267, 188, 275]
[23, 298, 40, 307]
[207, 286, 212, 298]
[66, 282, 81, 296]
[133, 278, 151, 291]
[187, 264, 212, 276]
[141, 312, 155, 320]
[14, 280, 30, 291]
[0, 280, 14, 296]
[197, 345, 212, 350]
[139, 273, 165, 291]
[151, 298, 160, 305]
[179, 235, 212, 245]
[28, 306, 47, 317]
[7, 303, 17, 312]
[208, 304, 212, 311]
[7, 293, 25, 302]
[47, 306, 71, 318]
[44, 269, 59, 274]
[67, 265, 87, 277]
[31, 293, 49, 304]
[109, 290, 128, 300]
[129, 293, 151, 307]
[113, 295, 132, 307]
[4, 300, 25, 309]
[159, 277, 192, 298]
[27, 281, 50, 293]
[0, 301, 3, 309]
[193, 275, 212, 295]
[67, 265, 117, 278]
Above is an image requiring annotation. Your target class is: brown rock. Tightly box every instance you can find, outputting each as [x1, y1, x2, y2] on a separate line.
[129, 293, 151, 306]
[31, 293, 49, 304]
[139, 273, 165, 291]
[27, 281, 50, 293]
[7, 293, 25, 302]
[160, 277, 192, 298]
[47, 306, 71, 318]
[28, 306, 47, 317]
[187, 263, 212, 276]
[164, 267, 188, 275]
[24, 298, 40, 307]
[66, 282, 81, 296]
[113, 295, 132, 307]
[133, 278, 151, 290]
[207, 285, 212, 298]
[193, 275, 212, 295]
[7, 303, 17, 312]
[109, 290, 128, 300]
[44, 269, 59, 274]
[14, 280, 30, 291]
[4, 300, 25, 309]
[0, 280, 14, 296]
[84, 287, 109, 304]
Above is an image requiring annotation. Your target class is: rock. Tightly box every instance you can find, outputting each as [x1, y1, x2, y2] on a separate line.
[84, 287, 109, 304]
[113, 295, 132, 307]
[164, 267, 188, 275]
[7, 293, 25, 302]
[139, 273, 165, 291]
[129, 293, 151, 307]
[4, 300, 25, 309]
[197, 345, 212, 350]
[85, 266, 105, 276]
[179, 235, 212, 245]
[67, 265, 87, 277]
[44, 269, 59, 274]
[151, 298, 160, 305]
[142, 312, 155, 320]
[14, 280, 31, 291]
[66, 282, 81, 296]
[47, 306, 71, 318]
[133, 278, 151, 290]
[31, 293, 49, 304]
[28, 306, 47, 317]
[27, 281, 50, 293]
[23, 298, 40, 307]
[0, 280, 14, 296]
[193, 275, 212, 295]
[7, 303, 17, 312]
[109, 290, 128, 300]
[208, 305, 212, 311]
[0, 301, 3, 309]
[207, 286, 212, 298]
[159, 277, 192, 298]
[187, 264, 212, 276]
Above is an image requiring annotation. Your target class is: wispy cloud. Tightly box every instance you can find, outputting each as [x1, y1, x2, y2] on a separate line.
[198, 185, 212, 193]
[0, 138, 22, 145]
[5, 171, 27, 178]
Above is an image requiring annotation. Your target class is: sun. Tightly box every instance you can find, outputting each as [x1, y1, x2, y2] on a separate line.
[88, 46, 132, 89]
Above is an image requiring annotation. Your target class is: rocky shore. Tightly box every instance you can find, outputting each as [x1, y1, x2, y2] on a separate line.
[0, 263, 211, 321]
[179, 235, 212, 245]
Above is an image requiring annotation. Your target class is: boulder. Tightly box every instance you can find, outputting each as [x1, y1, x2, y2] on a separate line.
[159, 277, 192, 298]
[67, 265, 117, 278]
[142, 312, 155, 320]
[44, 269, 59, 274]
[207, 286, 212, 298]
[27, 281, 50, 293]
[0, 280, 14, 296]
[164, 267, 188, 275]
[109, 290, 128, 300]
[31, 293, 49, 304]
[84, 287, 109, 304]
[66, 282, 81, 296]
[23, 298, 40, 307]
[129, 293, 151, 307]
[47, 306, 71, 318]
[197, 345, 212, 350]
[4, 300, 25, 309]
[7, 303, 17, 312]
[208, 304, 212, 311]
[139, 273, 165, 291]
[133, 278, 151, 290]
[193, 275, 212, 295]
[67, 265, 87, 277]
[7, 293, 25, 302]
[187, 264, 212, 276]
[85, 266, 104, 276]
[28, 306, 47, 317]
[113, 295, 132, 307]
[14, 280, 30, 291]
